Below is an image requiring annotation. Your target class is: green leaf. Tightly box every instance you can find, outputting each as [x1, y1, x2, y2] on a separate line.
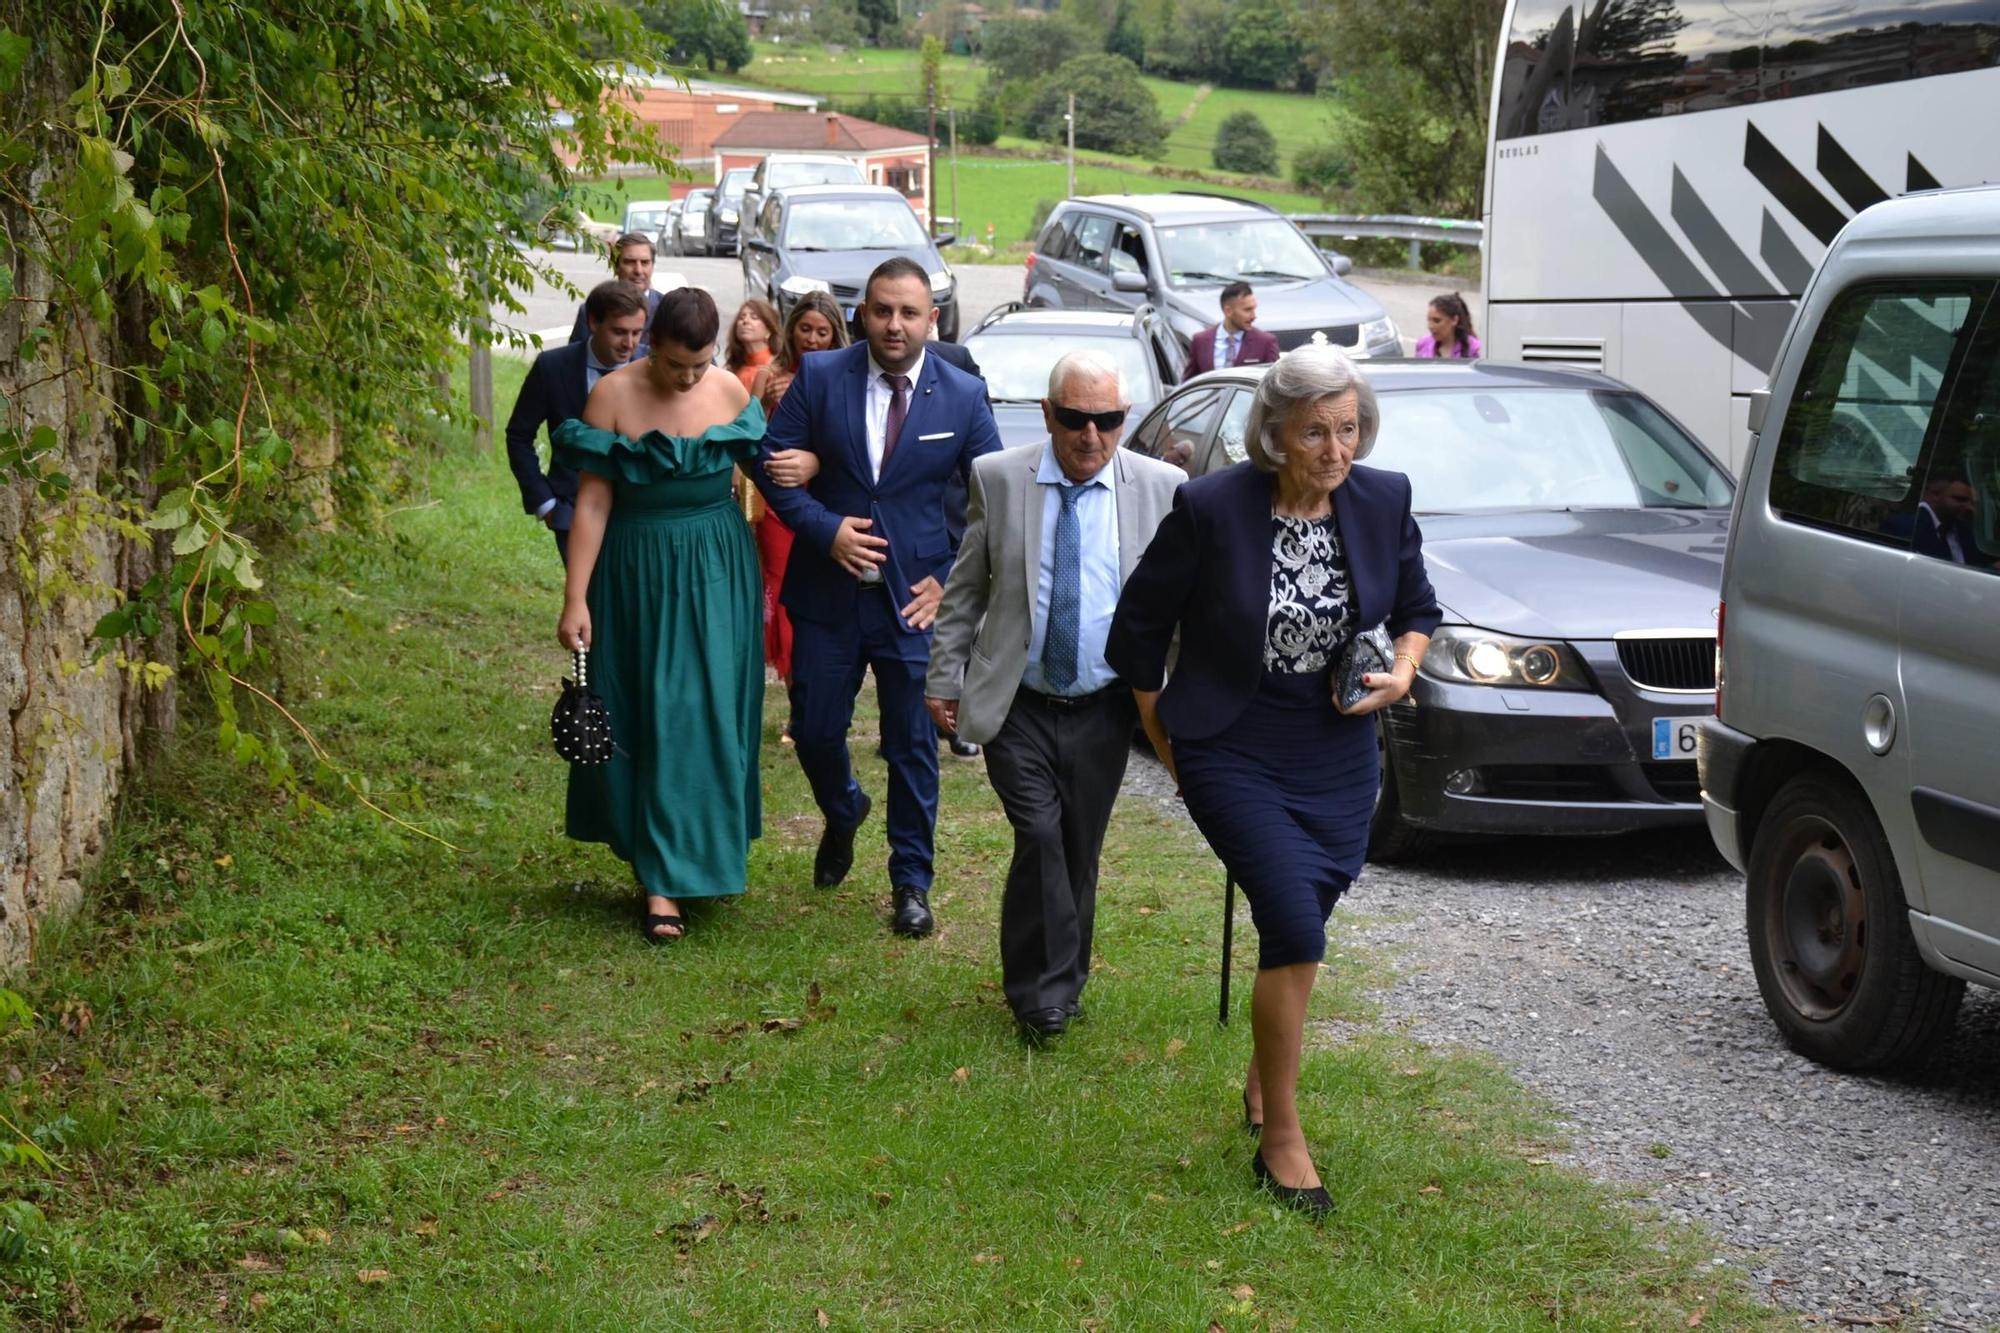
[0, 263, 12, 304]
[91, 607, 135, 641]
[200, 316, 225, 355]
[171, 522, 207, 556]
[0, 29, 27, 95]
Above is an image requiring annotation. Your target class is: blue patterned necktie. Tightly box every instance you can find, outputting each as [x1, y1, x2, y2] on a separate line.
[1042, 483, 1084, 692]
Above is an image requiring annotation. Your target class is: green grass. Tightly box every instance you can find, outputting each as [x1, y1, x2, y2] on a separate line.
[0, 364, 1790, 1329]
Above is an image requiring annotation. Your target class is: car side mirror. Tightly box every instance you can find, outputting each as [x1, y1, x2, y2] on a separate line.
[1327, 253, 1353, 276]
[934, 232, 957, 247]
[746, 237, 775, 253]
[1112, 270, 1149, 293]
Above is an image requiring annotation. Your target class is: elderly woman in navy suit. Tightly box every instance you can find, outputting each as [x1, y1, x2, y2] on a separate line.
[1106, 343, 1440, 1217]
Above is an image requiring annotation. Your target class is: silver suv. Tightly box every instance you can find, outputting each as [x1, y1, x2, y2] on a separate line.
[1023, 193, 1398, 355]
[1701, 185, 2000, 1071]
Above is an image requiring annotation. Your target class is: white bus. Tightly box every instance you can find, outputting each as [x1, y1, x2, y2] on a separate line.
[1481, 0, 2000, 472]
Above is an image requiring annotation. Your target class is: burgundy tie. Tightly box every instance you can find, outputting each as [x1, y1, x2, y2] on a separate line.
[880, 372, 911, 470]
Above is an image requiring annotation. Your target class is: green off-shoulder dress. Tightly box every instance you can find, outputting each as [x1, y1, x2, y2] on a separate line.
[552, 403, 767, 901]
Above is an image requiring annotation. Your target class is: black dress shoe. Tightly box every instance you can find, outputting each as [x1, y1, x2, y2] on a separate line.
[1064, 997, 1084, 1020]
[1251, 1151, 1333, 1218]
[813, 791, 871, 888]
[947, 736, 982, 759]
[1017, 1006, 1069, 1039]
[890, 884, 934, 937]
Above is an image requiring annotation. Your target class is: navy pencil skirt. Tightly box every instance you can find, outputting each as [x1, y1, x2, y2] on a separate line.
[1173, 669, 1376, 970]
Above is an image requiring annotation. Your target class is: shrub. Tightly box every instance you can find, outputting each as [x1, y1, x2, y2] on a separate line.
[1292, 141, 1356, 194]
[1025, 54, 1166, 158]
[1211, 110, 1279, 175]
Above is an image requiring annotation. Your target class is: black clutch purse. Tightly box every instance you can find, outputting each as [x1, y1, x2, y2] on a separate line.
[551, 648, 616, 764]
[1335, 626, 1393, 712]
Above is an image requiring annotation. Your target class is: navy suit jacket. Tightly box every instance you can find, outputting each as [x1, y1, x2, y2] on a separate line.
[504, 340, 594, 520]
[1188, 324, 1279, 374]
[1105, 460, 1443, 741]
[750, 341, 1003, 641]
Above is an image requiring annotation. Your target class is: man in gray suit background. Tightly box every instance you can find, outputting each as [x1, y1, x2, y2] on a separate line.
[926, 350, 1184, 1039]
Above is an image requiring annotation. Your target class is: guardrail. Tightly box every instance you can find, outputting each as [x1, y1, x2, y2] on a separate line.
[1288, 213, 1484, 270]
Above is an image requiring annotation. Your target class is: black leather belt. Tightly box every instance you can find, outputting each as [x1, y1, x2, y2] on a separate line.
[1022, 683, 1129, 713]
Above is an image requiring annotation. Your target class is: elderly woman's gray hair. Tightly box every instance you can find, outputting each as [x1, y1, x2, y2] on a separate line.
[1244, 343, 1380, 471]
[1047, 347, 1129, 404]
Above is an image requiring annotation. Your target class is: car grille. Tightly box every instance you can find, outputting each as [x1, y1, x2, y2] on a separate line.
[1616, 636, 1715, 692]
[1641, 763, 1701, 803]
[1275, 325, 1358, 350]
[1482, 765, 1622, 802]
[828, 282, 860, 300]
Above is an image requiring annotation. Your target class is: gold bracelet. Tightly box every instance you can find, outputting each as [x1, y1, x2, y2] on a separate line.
[1393, 652, 1421, 673]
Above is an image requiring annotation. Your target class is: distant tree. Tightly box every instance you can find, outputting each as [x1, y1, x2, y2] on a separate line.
[1059, 0, 1118, 42]
[810, 0, 868, 45]
[981, 15, 1089, 84]
[857, 0, 900, 44]
[638, 0, 754, 71]
[1291, 140, 1355, 194]
[1222, 0, 1300, 87]
[1146, 0, 1229, 81]
[1106, 0, 1147, 63]
[1212, 110, 1279, 173]
[1026, 53, 1166, 157]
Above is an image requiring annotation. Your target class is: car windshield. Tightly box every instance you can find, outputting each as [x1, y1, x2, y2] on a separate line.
[625, 208, 670, 232]
[768, 160, 864, 188]
[717, 170, 752, 200]
[962, 331, 1155, 406]
[1156, 219, 1328, 287]
[1367, 388, 1734, 512]
[686, 191, 712, 209]
[784, 200, 928, 251]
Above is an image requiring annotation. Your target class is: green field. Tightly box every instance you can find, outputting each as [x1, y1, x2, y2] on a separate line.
[741, 40, 1327, 179]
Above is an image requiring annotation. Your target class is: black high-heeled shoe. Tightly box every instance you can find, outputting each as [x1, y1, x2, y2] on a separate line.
[1242, 1089, 1262, 1136]
[1252, 1151, 1332, 1218]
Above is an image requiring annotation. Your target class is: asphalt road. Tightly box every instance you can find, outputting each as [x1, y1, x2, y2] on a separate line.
[496, 246, 1473, 358]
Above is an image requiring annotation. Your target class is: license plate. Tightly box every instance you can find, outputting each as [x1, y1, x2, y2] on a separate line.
[1652, 716, 1699, 760]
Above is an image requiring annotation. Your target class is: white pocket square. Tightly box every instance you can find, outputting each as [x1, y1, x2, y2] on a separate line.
[917, 431, 954, 441]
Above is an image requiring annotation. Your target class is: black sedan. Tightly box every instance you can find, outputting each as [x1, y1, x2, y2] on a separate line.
[741, 184, 960, 341]
[962, 305, 1186, 446]
[1127, 359, 1733, 859]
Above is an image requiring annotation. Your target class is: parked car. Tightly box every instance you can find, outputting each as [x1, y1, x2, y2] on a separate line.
[741, 184, 960, 341]
[1128, 358, 1734, 858]
[620, 198, 676, 242]
[670, 188, 712, 257]
[1700, 185, 2000, 1072]
[962, 304, 1184, 446]
[1024, 193, 1398, 356]
[741, 154, 866, 247]
[705, 167, 755, 257]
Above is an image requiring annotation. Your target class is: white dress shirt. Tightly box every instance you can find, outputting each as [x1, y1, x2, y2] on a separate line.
[864, 347, 927, 483]
[1023, 444, 1121, 696]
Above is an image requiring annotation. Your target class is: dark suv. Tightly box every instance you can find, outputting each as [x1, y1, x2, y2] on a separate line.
[742, 184, 960, 340]
[1024, 193, 1398, 356]
[705, 167, 754, 257]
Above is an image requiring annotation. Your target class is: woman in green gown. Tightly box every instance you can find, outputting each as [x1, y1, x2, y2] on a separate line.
[554, 288, 766, 941]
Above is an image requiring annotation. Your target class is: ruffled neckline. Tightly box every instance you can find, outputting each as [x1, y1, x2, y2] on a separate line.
[552, 402, 766, 484]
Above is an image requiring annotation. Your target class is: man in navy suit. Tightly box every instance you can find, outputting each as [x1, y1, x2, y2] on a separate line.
[1188, 281, 1280, 374]
[754, 257, 1004, 936]
[1915, 474, 1982, 565]
[506, 281, 649, 563]
[566, 233, 662, 345]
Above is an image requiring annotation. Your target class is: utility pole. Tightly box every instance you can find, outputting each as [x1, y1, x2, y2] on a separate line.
[1066, 93, 1076, 198]
[948, 106, 959, 239]
[926, 65, 938, 235]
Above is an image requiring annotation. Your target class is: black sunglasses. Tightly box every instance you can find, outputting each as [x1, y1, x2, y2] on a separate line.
[1050, 404, 1127, 432]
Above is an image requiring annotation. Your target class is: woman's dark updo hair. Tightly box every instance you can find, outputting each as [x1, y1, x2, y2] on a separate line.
[651, 286, 720, 353]
[1429, 291, 1476, 348]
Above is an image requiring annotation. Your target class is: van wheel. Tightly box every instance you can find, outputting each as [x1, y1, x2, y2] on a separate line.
[1745, 772, 1963, 1071]
[1366, 720, 1428, 863]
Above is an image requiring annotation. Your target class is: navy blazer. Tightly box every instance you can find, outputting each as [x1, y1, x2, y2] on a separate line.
[750, 341, 1003, 637]
[504, 340, 593, 519]
[1105, 460, 1443, 741]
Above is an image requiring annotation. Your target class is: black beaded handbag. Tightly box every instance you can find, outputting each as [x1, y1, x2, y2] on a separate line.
[1335, 626, 1394, 712]
[551, 648, 617, 764]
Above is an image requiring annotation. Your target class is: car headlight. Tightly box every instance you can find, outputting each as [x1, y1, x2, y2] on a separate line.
[928, 268, 953, 296]
[780, 275, 831, 297]
[1359, 315, 1397, 348]
[720, 209, 737, 224]
[1422, 626, 1591, 690]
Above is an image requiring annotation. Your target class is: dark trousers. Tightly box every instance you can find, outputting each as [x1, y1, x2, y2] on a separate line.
[789, 590, 939, 891]
[983, 685, 1134, 1016]
[553, 524, 569, 564]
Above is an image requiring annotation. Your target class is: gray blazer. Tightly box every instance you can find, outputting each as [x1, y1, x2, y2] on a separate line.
[926, 441, 1184, 745]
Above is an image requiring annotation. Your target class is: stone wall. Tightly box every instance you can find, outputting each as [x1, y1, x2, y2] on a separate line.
[0, 63, 173, 974]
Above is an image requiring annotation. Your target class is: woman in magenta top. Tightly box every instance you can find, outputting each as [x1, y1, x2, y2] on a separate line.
[1413, 292, 1481, 359]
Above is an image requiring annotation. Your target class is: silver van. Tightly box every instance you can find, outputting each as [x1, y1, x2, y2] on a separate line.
[1700, 185, 2000, 1071]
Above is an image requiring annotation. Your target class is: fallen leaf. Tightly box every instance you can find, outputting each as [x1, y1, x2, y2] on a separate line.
[871, 1191, 893, 1208]
[972, 1252, 1002, 1264]
[1222, 1219, 1254, 1235]
[816, 1311, 830, 1329]
[1208, 1324, 1226, 1333]
[761, 1017, 805, 1034]
[1164, 1038, 1186, 1058]
[951, 1066, 968, 1083]
[115, 1317, 164, 1332]
[304, 1228, 331, 1245]
[248, 1293, 271, 1312]
[214, 854, 234, 868]
[1145, 1192, 1167, 1203]
[1231, 1284, 1255, 1300]
[236, 1253, 279, 1272]
[1419, 1184, 1442, 1196]
[413, 1220, 438, 1237]
[1686, 1308, 1705, 1328]
[1137, 906, 1155, 915]
[59, 999, 93, 1037]
[356, 1269, 390, 1284]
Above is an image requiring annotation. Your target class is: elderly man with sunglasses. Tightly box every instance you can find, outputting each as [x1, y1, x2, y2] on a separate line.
[925, 350, 1185, 1040]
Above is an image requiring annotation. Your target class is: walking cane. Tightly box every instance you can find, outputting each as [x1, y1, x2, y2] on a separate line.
[1219, 873, 1235, 1026]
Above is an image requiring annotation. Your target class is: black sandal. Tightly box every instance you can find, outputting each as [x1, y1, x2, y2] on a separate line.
[643, 912, 685, 943]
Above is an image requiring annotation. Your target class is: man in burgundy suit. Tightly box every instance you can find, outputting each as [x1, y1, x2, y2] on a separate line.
[1188, 281, 1280, 374]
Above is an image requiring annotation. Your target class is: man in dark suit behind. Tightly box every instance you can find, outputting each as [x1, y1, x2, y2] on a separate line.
[506, 281, 649, 563]
[1188, 281, 1280, 374]
[751, 257, 1003, 938]
[1915, 475, 1983, 565]
[566, 233, 662, 344]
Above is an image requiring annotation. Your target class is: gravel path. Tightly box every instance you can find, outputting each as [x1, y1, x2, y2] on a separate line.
[1124, 753, 2000, 1330]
